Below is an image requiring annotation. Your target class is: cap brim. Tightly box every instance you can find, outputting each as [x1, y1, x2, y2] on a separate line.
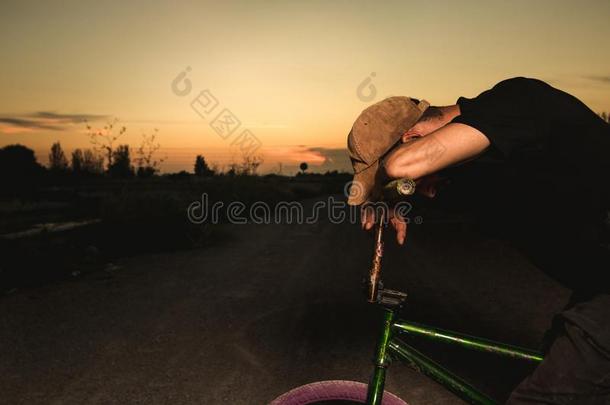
[347, 160, 379, 206]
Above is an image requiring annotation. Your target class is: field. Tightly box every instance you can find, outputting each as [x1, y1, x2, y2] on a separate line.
[0, 173, 352, 291]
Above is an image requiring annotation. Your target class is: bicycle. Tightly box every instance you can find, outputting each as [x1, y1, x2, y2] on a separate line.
[270, 179, 544, 405]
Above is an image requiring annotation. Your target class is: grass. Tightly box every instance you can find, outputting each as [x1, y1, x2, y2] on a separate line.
[0, 173, 352, 291]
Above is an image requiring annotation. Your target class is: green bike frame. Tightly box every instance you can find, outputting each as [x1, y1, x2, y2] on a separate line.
[365, 307, 543, 405]
[364, 186, 543, 404]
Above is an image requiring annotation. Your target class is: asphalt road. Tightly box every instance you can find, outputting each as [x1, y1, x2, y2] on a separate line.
[0, 197, 570, 404]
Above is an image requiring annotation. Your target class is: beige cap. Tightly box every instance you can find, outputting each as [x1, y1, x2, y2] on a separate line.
[347, 96, 429, 205]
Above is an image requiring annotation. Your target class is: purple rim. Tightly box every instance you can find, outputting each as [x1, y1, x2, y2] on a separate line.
[270, 380, 408, 405]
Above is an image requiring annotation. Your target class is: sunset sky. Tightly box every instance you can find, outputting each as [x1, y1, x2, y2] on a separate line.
[1, 0, 609, 174]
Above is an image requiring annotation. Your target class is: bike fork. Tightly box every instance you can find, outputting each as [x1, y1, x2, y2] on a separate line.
[366, 309, 396, 405]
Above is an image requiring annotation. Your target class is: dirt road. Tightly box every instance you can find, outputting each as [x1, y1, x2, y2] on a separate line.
[0, 197, 570, 404]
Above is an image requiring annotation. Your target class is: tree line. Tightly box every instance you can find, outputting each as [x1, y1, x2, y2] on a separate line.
[0, 118, 272, 187]
[41, 119, 164, 178]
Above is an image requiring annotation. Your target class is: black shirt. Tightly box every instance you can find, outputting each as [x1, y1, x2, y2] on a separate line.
[448, 77, 610, 293]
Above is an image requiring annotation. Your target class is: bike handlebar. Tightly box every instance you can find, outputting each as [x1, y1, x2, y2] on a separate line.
[381, 178, 417, 202]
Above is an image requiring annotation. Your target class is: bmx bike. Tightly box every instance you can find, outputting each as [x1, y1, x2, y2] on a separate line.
[270, 179, 543, 405]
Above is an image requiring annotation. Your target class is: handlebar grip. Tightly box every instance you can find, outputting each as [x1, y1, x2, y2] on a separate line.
[382, 178, 416, 201]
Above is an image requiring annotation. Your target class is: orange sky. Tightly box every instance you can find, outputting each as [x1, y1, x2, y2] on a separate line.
[1, 0, 609, 174]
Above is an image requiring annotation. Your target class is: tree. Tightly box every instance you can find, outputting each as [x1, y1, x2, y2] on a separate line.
[0, 144, 43, 176]
[71, 149, 84, 173]
[241, 154, 263, 175]
[194, 155, 214, 177]
[71, 148, 103, 175]
[0, 144, 44, 193]
[225, 162, 238, 177]
[108, 144, 134, 178]
[135, 129, 164, 177]
[82, 149, 104, 175]
[299, 162, 308, 174]
[86, 118, 126, 170]
[224, 154, 264, 176]
[48, 142, 68, 172]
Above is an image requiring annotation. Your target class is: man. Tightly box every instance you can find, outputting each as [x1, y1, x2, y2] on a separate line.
[347, 77, 610, 404]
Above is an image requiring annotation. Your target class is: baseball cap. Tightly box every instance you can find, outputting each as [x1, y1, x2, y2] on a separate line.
[347, 96, 429, 205]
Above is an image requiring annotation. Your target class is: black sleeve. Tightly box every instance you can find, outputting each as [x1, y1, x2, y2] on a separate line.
[451, 77, 551, 158]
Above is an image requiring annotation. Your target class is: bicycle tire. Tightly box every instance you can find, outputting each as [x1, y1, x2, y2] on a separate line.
[270, 380, 408, 405]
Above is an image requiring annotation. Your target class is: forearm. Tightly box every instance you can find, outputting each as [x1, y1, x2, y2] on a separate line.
[383, 123, 490, 179]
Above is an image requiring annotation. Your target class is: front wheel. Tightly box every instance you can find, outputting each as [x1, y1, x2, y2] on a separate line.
[270, 380, 408, 405]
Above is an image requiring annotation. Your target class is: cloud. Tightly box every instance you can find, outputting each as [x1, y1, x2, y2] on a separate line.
[302, 146, 351, 172]
[32, 111, 109, 122]
[307, 147, 348, 162]
[0, 111, 109, 133]
[0, 117, 63, 131]
[259, 145, 351, 174]
[584, 76, 610, 84]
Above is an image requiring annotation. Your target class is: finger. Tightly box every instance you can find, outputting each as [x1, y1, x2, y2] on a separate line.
[396, 220, 407, 245]
[360, 207, 367, 228]
[361, 207, 374, 230]
[391, 216, 407, 245]
[420, 182, 437, 198]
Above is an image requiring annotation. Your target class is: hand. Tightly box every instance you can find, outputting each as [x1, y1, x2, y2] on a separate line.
[415, 174, 445, 198]
[361, 205, 408, 245]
